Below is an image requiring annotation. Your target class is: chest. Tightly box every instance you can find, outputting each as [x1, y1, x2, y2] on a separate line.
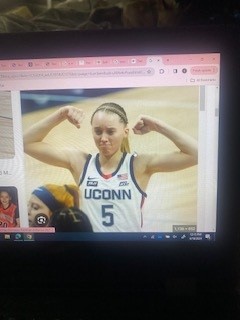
[84, 161, 130, 189]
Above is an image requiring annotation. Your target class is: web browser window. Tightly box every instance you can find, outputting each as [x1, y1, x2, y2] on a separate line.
[0, 52, 220, 241]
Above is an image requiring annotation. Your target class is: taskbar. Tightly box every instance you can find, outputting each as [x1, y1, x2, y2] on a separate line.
[0, 232, 216, 242]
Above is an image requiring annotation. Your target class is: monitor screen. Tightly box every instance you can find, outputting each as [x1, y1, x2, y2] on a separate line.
[0, 27, 237, 246]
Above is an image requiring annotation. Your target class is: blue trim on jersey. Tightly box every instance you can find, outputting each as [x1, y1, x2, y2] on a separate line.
[130, 154, 147, 198]
[79, 154, 92, 186]
[95, 152, 127, 179]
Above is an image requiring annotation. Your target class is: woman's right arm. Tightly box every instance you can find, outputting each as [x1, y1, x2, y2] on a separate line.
[23, 106, 85, 170]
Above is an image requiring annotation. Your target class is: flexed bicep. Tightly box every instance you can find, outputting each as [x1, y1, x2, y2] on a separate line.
[23, 105, 85, 170]
[24, 141, 72, 170]
[145, 151, 198, 174]
[133, 114, 198, 174]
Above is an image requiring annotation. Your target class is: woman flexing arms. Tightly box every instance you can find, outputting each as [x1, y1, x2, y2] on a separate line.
[24, 102, 198, 232]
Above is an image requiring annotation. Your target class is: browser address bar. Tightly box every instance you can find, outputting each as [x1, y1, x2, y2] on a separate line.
[0, 68, 154, 80]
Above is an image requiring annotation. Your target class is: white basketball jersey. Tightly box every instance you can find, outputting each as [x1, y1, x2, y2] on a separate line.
[79, 153, 147, 232]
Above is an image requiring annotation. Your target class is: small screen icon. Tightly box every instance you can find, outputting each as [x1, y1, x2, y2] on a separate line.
[24, 234, 34, 241]
[15, 233, 22, 240]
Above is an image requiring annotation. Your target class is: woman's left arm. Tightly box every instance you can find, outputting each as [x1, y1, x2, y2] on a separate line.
[132, 115, 198, 173]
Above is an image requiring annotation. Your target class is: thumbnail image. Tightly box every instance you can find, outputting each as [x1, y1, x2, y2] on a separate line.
[0, 186, 20, 228]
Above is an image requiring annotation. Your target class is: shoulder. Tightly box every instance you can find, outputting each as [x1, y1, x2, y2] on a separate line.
[66, 149, 91, 180]
[130, 152, 150, 173]
[66, 148, 89, 164]
[131, 152, 152, 163]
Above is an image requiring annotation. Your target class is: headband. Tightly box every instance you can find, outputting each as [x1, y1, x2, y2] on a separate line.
[32, 186, 63, 213]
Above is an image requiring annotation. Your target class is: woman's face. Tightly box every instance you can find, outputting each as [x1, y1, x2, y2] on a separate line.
[28, 194, 52, 227]
[0, 191, 11, 208]
[91, 111, 129, 157]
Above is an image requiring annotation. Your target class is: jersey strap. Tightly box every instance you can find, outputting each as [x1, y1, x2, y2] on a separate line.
[130, 154, 147, 198]
[79, 154, 92, 186]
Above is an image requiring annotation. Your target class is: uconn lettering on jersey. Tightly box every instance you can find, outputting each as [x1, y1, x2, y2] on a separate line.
[84, 189, 131, 200]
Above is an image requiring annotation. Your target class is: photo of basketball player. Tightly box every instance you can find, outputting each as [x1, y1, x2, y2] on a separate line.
[28, 184, 93, 232]
[0, 187, 20, 228]
[0, 91, 15, 158]
[23, 87, 198, 232]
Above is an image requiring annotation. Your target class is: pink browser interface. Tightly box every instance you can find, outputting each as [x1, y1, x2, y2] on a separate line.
[0, 52, 221, 239]
[0, 53, 219, 70]
[0, 53, 220, 91]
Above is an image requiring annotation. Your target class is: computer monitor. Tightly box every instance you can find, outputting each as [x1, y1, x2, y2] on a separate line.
[0, 26, 239, 299]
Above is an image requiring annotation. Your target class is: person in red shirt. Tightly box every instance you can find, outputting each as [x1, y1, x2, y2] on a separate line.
[0, 190, 20, 228]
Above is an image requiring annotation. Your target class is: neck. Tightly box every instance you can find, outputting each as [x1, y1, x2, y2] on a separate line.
[98, 151, 123, 174]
